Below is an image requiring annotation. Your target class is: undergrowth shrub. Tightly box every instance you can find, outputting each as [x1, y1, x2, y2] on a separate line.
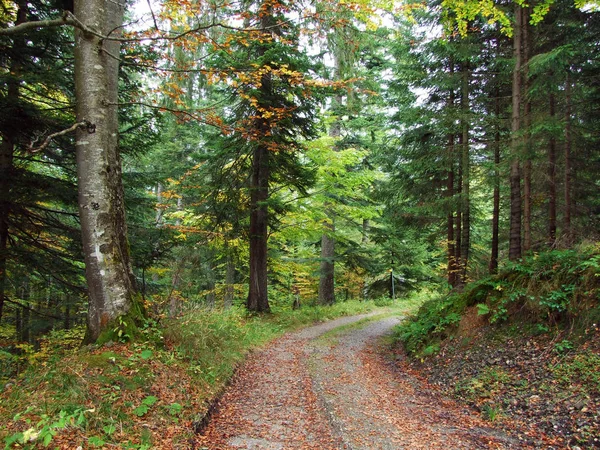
[396, 245, 600, 355]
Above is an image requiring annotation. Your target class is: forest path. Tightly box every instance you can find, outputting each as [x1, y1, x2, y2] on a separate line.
[197, 312, 518, 449]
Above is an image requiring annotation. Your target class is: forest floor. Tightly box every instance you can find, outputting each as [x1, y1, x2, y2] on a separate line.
[395, 309, 600, 449]
[196, 313, 529, 449]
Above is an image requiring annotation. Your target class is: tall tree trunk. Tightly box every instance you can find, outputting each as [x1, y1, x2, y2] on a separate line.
[548, 94, 557, 247]
[446, 59, 458, 287]
[205, 260, 216, 308]
[509, 4, 524, 261]
[74, 0, 141, 342]
[522, 7, 532, 252]
[447, 164, 456, 286]
[490, 71, 501, 274]
[247, 142, 270, 312]
[224, 247, 235, 309]
[455, 165, 462, 270]
[564, 75, 572, 246]
[20, 280, 30, 343]
[318, 76, 343, 306]
[0, 1, 26, 324]
[246, 3, 274, 313]
[318, 218, 335, 305]
[459, 61, 470, 284]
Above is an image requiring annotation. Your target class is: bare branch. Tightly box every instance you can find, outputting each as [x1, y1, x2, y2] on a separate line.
[28, 120, 96, 153]
[0, 10, 98, 36]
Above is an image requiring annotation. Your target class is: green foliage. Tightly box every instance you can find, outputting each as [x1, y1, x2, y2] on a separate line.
[396, 247, 600, 355]
[132, 396, 159, 417]
[4, 408, 87, 449]
[0, 350, 18, 383]
[394, 292, 465, 355]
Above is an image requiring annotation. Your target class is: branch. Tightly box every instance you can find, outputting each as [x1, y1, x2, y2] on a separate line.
[3, 296, 64, 320]
[0, 10, 71, 35]
[28, 120, 96, 154]
[0, 10, 99, 37]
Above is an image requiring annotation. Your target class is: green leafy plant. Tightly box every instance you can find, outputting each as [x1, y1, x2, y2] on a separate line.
[132, 396, 159, 417]
[4, 408, 87, 448]
[554, 339, 574, 354]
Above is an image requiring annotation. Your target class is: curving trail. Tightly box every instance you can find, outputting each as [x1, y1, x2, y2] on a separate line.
[197, 313, 520, 449]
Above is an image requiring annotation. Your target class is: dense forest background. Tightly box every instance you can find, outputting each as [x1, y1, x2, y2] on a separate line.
[0, 0, 598, 343]
[1, 0, 600, 447]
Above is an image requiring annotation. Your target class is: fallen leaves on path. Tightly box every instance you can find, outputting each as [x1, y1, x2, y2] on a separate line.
[197, 315, 524, 449]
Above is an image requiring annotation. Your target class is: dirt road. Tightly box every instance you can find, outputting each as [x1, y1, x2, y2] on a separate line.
[197, 313, 519, 449]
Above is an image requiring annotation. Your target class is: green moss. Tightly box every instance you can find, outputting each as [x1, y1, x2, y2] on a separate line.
[94, 295, 147, 345]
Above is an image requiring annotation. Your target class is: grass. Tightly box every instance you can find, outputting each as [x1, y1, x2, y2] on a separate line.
[0, 296, 422, 448]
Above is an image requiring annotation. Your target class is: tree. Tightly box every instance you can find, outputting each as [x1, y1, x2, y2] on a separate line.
[0, 0, 144, 342]
[73, 0, 143, 341]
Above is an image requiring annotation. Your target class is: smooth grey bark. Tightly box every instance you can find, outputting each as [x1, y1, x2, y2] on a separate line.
[74, 0, 139, 342]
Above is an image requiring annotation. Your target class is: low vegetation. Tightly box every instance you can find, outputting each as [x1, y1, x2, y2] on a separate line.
[0, 298, 411, 448]
[394, 245, 600, 447]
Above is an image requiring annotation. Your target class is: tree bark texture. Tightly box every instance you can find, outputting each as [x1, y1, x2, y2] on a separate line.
[509, 4, 523, 261]
[74, 0, 139, 342]
[247, 142, 270, 312]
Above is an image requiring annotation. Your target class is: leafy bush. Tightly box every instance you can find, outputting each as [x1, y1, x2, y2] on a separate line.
[395, 246, 600, 355]
[394, 293, 466, 355]
[0, 350, 18, 382]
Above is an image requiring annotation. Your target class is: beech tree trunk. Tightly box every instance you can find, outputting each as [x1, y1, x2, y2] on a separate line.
[74, 0, 140, 342]
[509, 4, 523, 261]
